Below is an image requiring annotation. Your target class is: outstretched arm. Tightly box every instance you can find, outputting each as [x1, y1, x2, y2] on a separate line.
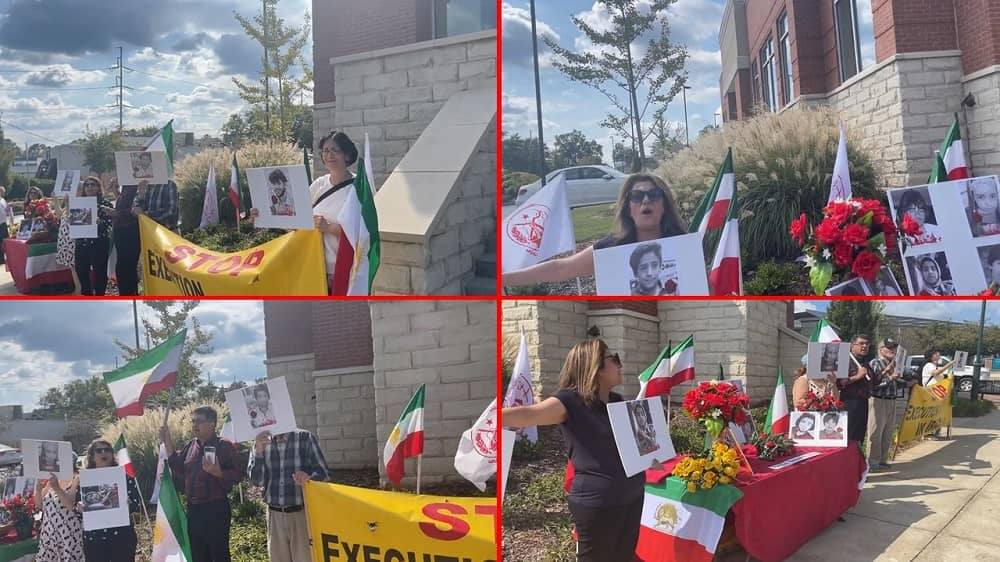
[503, 247, 595, 286]
[503, 397, 568, 428]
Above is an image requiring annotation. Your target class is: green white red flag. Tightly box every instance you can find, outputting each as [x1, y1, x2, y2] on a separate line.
[810, 318, 840, 343]
[764, 367, 789, 435]
[708, 187, 742, 296]
[637, 336, 696, 399]
[114, 434, 135, 478]
[332, 133, 380, 295]
[102, 329, 186, 418]
[152, 466, 193, 562]
[689, 148, 734, 236]
[228, 153, 241, 216]
[928, 113, 968, 183]
[384, 384, 425, 487]
[144, 120, 175, 178]
[636, 477, 743, 562]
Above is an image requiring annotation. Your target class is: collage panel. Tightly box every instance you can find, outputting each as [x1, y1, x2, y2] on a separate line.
[0, 299, 498, 561]
[501, 298, 1000, 561]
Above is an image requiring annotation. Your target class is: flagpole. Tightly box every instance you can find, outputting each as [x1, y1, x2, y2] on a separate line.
[132, 300, 140, 350]
[575, 277, 583, 295]
[416, 454, 422, 495]
[665, 339, 672, 428]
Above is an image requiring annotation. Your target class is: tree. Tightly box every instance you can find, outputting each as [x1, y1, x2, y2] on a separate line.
[232, 0, 312, 143]
[81, 128, 124, 174]
[114, 301, 215, 408]
[551, 130, 603, 169]
[122, 125, 160, 137]
[25, 143, 48, 159]
[288, 104, 314, 149]
[0, 124, 15, 188]
[648, 116, 685, 164]
[613, 141, 656, 172]
[502, 132, 547, 175]
[826, 301, 887, 348]
[37, 377, 115, 422]
[544, 0, 687, 172]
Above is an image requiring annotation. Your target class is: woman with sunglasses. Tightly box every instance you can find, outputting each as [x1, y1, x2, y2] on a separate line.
[71, 177, 114, 295]
[52, 439, 142, 562]
[250, 131, 359, 293]
[503, 338, 644, 561]
[503, 174, 686, 289]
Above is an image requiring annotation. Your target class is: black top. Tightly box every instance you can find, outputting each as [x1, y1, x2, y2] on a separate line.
[839, 354, 871, 399]
[77, 474, 142, 542]
[555, 389, 645, 507]
[593, 234, 634, 250]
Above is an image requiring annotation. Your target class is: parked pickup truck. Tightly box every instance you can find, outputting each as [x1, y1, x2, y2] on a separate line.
[907, 355, 983, 393]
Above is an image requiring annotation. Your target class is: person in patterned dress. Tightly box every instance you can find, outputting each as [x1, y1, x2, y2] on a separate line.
[34, 470, 84, 562]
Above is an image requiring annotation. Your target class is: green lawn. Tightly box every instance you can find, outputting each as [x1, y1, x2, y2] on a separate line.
[571, 204, 615, 244]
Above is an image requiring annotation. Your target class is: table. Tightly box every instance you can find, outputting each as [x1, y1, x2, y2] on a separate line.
[0, 538, 37, 562]
[639, 444, 867, 562]
[2, 239, 73, 294]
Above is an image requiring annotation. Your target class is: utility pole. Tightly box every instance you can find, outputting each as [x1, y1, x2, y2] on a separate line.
[263, 0, 271, 132]
[682, 84, 692, 147]
[529, 0, 547, 186]
[111, 47, 133, 132]
[972, 300, 987, 401]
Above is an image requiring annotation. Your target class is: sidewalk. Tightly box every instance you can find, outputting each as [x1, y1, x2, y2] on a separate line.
[781, 409, 1000, 561]
[0, 265, 16, 295]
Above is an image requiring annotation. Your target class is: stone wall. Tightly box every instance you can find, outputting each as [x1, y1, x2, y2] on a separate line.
[264, 353, 317, 436]
[659, 300, 750, 400]
[961, 68, 1000, 176]
[371, 300, 495, 486]
[587, 308, 661, 399]
[314, 366, 378, 469]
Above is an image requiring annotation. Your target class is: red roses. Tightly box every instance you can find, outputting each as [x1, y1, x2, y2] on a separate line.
[801, 391, 844, 412]
[683, 381, 751, 427]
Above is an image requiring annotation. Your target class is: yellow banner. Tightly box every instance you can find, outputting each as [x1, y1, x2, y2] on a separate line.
[304, 482, 497, 562]
[138, 215, 327, 295]
[897, 377, 953, 443]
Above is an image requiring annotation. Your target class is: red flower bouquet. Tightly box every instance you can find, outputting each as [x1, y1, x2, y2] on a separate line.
[788, 198, 898, 295]
[682, 381, 750, 438]
[799, 391, 844, 412]
[2, 493, 35, 539]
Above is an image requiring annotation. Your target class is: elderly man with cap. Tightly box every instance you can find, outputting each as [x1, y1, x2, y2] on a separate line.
[867, 338, 911, 470]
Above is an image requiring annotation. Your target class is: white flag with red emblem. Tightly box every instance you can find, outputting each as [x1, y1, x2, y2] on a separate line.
[828, 120, 853, 203]
[502, 173, 575, 273]
[454, 399, 498, 492]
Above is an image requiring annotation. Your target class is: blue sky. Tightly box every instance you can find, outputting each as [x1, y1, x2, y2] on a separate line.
[0, 300, 266, 410]
[0, 0, 311, 149]
[795, 301, 1000, 326]
[502, 0, 726, 164]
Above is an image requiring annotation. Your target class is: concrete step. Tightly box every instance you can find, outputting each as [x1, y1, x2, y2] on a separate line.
[475, 252, 496, 279]
[463, 276, 496, 296]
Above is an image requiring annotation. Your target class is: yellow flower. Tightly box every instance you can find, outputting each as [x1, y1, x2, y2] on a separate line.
[687, 482, 697, 493]
[720, 476, 732, 484]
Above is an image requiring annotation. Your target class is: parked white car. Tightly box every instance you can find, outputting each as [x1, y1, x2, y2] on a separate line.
[514, 165, 628, 208]
[0, 444, 22, 467]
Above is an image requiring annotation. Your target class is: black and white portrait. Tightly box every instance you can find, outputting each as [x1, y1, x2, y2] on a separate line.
[81, 484, 120, 512]
[905, 252, 956, 296]
[244, 383, 277, 429]
[626, 399, 659, 456]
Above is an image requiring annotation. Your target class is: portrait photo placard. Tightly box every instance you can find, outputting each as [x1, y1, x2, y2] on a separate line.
[2, 477, 35, 501]
[114, 151, 168, 186]
[225, 376, 297, 442]
[53, 170, 80, 197]
[807, 342, 850, 379]
[15, 218, 33, 240]
[895, 345, 909, 377]
[21, 439, 74, 480]
[246, 165, 313, 230]
[888, 177, 1000, 295]
[79, 466, 129, 531]
[607, 397, 676, 477]
[789, 411, 848, 448]
[68, 196, 98, 239]
[825, 277, 871, 296]
[593, 233, 709, 296]
[861, 266, 904, 296]
[954, 351, 969, 371]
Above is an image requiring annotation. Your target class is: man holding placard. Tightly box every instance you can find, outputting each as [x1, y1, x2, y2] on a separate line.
[162, 406, 241, 562]
[867, 339, 907, 470]
[248, 428, 329, 562]
[132, 179, 179, 232]
[838, 335, 872, 443]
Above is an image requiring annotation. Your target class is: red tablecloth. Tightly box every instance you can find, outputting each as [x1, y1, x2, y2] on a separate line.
[640, 444, 867, 562]
[3, 239, 73, 294]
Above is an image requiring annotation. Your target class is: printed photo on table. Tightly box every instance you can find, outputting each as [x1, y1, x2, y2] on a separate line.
[790, 411, 848, 447]
[791, 411, 818, 440]
[905, 251, 957, 296]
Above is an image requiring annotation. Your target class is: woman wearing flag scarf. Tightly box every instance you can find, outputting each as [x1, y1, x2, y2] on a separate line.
[52, 439, 142, 562]
[502, 337, 645, 561]
[503, 174, 686, 288]
[251, 130, 358, 293]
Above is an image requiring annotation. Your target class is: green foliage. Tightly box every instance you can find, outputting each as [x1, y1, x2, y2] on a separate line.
[502, 132, 547, 175]
[572, 203, 615, 243]
[0, 124, 16, 188]
[184, 223, 285, 252]
[903, 321, 1000, 359]
[649, 116, 685, 164]
[6, 175, 54, 199]
[744, 260, 803, 295]
[551, 130, 603, 169]
[952, 398, 995, 417]
[545, 0, 687, 170]
[512, 437, 542, 461]
[38, 377, 116, 424]
[502, 170, 539, 202]
[81, 128, 125, 175]
[230, 520, 270, 562]
[657, 107, 881, 269]
[231, 492, 266, 523]
[826, 300, 886, 344]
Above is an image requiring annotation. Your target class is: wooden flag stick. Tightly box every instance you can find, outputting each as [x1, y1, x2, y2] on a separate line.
[416, 454, 423, 495]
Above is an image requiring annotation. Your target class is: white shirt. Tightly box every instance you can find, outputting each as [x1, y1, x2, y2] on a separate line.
[0, 197, 8, 224]
[309, 174, 354, 275]
[922, 363, 939, 386]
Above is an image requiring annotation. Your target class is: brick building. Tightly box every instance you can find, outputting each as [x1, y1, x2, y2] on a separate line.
[502, 300, 806, 406]
[263, 299, 495, 487]
[312, 0, 497, 294]
[720, 0, 1000, 187]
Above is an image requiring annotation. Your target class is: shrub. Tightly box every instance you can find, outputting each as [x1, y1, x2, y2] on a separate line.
[502, 170, 538, 203]
[183, 222, 285, 252]
[657, 107, 881, 269]
[100, 401, 229, 498]
[7, 175, 55, 199]
[953, 398, 996, 417]
[174, 142, 302, 233]
[744, 260, 805, 295]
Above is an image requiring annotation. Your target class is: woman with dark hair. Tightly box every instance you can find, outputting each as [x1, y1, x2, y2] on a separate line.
[503, 338, 644, 561]
[72, 177, 114, 295]
[914, 255, 955, 296]
[792, 413, 816, 440]
[51, 439, 142, 562]
[898, 190, 943, 246]
[921, 350, 955, 387]
[503, 174, 687, 288]
[252, 131, 360, 293]
[818, 413, 843, 440]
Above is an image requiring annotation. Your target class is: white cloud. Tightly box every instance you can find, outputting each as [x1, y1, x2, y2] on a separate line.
[502, 2, 560, 69]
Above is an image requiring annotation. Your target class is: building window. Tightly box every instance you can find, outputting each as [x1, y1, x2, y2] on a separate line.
[433, 0, 496, 39]
[778, 12, 793, 105]
[833, 0, 874, 81]
[751, 62, 760, 107]
[760, 36, 777, 112]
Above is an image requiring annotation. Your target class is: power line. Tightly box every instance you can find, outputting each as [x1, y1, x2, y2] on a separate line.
[0, 86, 112, 92]
[125, 67, 242, 95]
[0, 67, 112, 73]
[0, 117, 68, 145]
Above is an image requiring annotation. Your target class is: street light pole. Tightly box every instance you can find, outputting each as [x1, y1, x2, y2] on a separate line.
[529, 0, 547, 185]
[972, 300, 987, 401]
[682, 85, 692, 147]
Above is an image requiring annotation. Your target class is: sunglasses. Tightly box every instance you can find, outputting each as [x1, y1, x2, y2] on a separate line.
[605, 353, 622, 367]
[93, 447, 113, 454]
[627, 188, 664, 204]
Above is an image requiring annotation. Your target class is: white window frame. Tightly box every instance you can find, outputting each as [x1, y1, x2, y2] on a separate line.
[760, 36, 777, 112]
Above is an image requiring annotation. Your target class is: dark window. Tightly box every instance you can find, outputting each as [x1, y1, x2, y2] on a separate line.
[834, 0, 863, 81]
[433, 0, 496, 39]
[579, 167, 607, 180]
[760, 37, 777, 112]
[563, 168, 583, 181]
[778, 12, 793, 105]
[751, 62, 760, 107]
